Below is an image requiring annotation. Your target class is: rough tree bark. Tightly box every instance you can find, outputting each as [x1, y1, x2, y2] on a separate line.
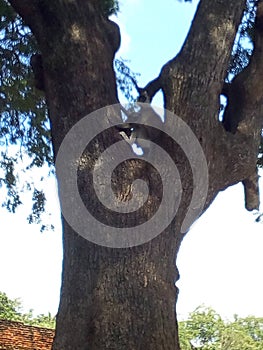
[8, 0, 263, 349]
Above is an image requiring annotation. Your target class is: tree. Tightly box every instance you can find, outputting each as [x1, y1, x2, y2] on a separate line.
[0, 291, 24, 321]
[178, 306, 263, 350]
[179, 306, 225, 349]
[2, 0, 263, 349]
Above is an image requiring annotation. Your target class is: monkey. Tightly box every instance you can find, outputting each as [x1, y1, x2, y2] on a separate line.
[117, 101, 164, 154]
[116, 78, 164, 154]
[114, 72, 163, 153]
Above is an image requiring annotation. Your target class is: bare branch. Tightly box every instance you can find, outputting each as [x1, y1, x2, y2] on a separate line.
[181, 0, 246, 75]
[161, 0, 246, 103]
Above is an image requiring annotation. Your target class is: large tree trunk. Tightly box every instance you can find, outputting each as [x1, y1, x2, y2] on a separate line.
[8, 0, 263, 349]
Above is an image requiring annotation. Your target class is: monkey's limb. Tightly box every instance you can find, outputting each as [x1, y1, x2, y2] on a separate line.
[115, 105, 135, 141]
[140, 77, 163, 102]
[30, 53, 45, 91]
[129, 75, 162, 103]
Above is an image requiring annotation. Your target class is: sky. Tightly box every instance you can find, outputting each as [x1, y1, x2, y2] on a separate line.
[0, 0, 263, 321]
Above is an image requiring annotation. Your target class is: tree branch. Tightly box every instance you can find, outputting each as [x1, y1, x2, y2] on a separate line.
[185, 0, 246, 70]
[242, 171, 260, 211]
[221, 1, 263, 211]
[223, 2, 263, 134]
[162, 0, 246, 98]
[153, 0, 260, 212]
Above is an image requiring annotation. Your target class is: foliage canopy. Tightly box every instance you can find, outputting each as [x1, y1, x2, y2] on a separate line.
[0, 291, 55, 329]
[179, 306, 263, 350]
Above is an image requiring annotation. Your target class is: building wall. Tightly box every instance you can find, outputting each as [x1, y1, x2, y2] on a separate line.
[0, 319, 54, 350]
